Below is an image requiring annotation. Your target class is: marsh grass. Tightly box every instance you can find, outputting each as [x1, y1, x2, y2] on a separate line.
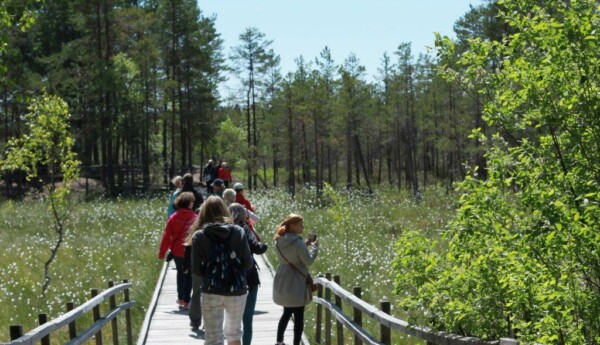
[0, 197, 166, 342]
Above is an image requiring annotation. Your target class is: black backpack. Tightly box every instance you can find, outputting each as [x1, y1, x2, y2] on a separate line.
[202, 229, 246, 293]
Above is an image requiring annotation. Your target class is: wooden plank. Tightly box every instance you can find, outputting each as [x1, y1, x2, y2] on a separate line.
[139, 255, 307, 344]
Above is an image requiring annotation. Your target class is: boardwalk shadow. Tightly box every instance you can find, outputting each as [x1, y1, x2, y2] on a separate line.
[254, 310, 268, 315]
[164, 309, 189, 315]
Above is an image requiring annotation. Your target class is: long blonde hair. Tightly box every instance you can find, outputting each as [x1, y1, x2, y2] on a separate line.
[274, 213, 303, 240]
[185, 196, 232, 245]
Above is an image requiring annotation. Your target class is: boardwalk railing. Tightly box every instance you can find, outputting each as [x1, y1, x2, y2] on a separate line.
[313, 274, 518, 345]
[4, 281, 135, 345]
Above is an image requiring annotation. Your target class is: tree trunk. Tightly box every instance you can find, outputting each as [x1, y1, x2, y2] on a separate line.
[355, 135, 372, 193]
[286, 89, 295, 197]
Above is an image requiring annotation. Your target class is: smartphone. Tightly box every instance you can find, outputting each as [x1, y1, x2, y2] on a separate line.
[308, 233, 317, 242]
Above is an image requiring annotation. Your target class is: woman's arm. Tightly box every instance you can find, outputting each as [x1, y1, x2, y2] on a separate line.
[157, 221, 174, 259]
[244, 225, 268, 255]
[296, 240, 318, 267]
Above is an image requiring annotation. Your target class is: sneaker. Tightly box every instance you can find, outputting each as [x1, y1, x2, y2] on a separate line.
[190, 320, 201, 331]
[181, 301, 190, 310]
[176, 299, 183, 306]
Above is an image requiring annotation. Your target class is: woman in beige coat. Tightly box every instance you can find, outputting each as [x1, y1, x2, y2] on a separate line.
[272, 214, 318, 345]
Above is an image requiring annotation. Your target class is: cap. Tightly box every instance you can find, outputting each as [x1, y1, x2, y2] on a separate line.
[212, 179, 224, 187]
[233, 182, 244, 191]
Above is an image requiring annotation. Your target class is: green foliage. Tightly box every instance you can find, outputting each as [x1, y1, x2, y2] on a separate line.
[214, 117, 247, 169]
[395, 1, 600, 343]
[2, 93, 80, 191]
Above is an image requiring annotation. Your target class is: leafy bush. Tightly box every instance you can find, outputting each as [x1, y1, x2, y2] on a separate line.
[394, 1, 600, 343]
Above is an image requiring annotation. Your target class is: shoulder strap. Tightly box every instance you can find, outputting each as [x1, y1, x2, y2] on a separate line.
[276, 240, 307, 279]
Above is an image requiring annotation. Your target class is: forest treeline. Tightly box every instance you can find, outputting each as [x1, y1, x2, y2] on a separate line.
[1, 0, 502, 195]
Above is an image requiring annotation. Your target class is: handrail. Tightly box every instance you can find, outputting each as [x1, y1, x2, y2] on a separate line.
[314, 276, 518, 345]
[4, 282, 135, 345]
[66, 302, 135, 345]
[312, 297, 383, 345]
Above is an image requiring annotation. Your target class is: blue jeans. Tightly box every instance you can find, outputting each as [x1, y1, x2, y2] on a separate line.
[242, 284, 259, 345]
[173, 256, 191, 303]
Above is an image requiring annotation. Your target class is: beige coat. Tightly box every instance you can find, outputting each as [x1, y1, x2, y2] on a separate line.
[272, 233, 319, 307]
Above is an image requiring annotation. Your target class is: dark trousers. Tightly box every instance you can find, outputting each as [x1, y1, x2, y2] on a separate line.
[173, 256, 192, 303]
[207, 179, 214, 194]
[276, 306, 305, 345]
[189, 273, 202, 325]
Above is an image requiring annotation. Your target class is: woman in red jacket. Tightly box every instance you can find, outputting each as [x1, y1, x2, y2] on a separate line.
[158, 192, 197, 309]
[217, 161, 232, 187]
[233, 182, 254, 212]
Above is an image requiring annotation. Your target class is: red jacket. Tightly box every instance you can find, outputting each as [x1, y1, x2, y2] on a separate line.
[235, 193, 254, 212]
[218, 166, 231, 181]
[158, 208, 197, 259]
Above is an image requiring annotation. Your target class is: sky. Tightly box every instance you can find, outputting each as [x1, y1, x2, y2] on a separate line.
[198, 0, 483, 96]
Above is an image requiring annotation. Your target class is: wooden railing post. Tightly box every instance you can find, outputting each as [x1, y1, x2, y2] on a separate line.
[353, 287, 363, 345]
[38, 314, 50, 345]
[380, 300, 391, 345]
[333, 275, 343, 345]
[123, 279, 133, 345]
[10, 325, 23, 340]
[92, 288, 103, 345]
[325, 273, 332, 345]
[67, 302, 77, 340]
[109, 281, 119, 345]
[316, 280, 323, 344]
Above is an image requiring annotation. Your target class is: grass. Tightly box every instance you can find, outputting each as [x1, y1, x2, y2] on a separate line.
[0, 185, 457, 344]
[0, 197, 166, 343]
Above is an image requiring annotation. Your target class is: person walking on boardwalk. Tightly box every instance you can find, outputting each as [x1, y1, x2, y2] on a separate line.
[166, 175, 183, 218]
[181, 173, 204, 212]
[233, 183, 255, 212]
[191, 196, 253, 345]
[203, 159, 217, 194]
[272, 214, 319, 345]
[158, 192, 197, 310]
[228, 203, 268, 345]
[217, 161, 232, 188]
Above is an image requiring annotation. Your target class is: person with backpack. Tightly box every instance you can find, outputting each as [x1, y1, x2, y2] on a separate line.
[158, 192, 197, 310]
[272, 214, 318, 345]
[229, 203, 268, 345]
[191, 196, 253, 345]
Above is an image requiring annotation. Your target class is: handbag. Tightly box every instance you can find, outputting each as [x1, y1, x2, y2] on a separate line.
[276, 241, 318, 292]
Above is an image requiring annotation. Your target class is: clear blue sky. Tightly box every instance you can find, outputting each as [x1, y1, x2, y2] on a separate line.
[198, 0, 483, 94]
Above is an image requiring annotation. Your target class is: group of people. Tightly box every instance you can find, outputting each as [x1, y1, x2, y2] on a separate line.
[158, 165, 319, 345]
[203, 159, 232, 194]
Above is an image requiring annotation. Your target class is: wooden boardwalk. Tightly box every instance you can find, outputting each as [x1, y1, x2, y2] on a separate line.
[137, 254, 306, 345]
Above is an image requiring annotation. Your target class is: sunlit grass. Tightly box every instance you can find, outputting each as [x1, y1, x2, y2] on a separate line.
[0, 197, 166, 342]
